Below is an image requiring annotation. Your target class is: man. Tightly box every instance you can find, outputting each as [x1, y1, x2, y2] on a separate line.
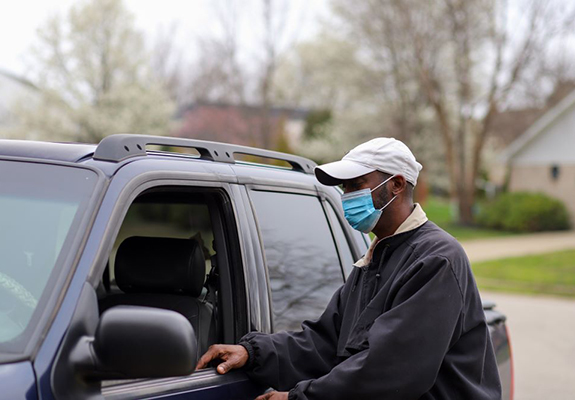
[196, 138, 502, 399]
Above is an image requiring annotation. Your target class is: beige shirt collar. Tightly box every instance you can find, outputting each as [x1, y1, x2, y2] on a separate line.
[353, 203, 428, 268]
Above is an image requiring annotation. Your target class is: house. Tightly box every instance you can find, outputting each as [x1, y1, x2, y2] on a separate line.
[485, 82, 575, 188]
[173, 102, 309, 151]
[500, 87, 575, 224]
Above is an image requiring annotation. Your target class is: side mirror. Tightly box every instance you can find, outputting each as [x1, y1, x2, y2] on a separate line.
[73, 306, 197, 379]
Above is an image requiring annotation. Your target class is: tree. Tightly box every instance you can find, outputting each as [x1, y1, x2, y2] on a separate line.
[151, 23, 187, 105]
[167, 0, 302, 150]
[258, 0, 291, 149]
[274, 34, 374, 110]
[180, 0, 247, 105]
[13, 0, 173, 143]
[332, 0, 575, 224]
[273, 34, 383, 162]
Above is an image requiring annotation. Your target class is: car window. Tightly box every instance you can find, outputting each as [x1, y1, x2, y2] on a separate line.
[110, 201, 215, 279]
[325, 202, 356, 277]
[97, 189, 222, 362]
[0, 161, 97, 354]
[94, 186, 249, 398]
[249, 190, 344, 332]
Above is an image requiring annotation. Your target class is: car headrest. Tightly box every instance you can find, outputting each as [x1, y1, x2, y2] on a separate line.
[115, 236, 206, 297]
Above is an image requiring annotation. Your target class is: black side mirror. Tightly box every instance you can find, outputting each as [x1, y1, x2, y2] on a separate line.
[73, 306, 197, 379]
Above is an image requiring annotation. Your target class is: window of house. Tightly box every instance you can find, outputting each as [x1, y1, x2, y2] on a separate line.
[249, 190, 345, 332]
[551, 165, 560, 180]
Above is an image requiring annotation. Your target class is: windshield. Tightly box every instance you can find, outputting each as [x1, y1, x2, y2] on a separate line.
[0, 160, 98, 357]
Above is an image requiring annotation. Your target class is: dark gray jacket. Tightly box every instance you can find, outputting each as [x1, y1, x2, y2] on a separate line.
[240, 221, 502, 399]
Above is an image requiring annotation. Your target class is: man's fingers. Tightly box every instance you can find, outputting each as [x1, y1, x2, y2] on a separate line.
[195, 345, 221, 370]
[217, 361, 232, 374]
[255, 391, 288, 400]
[195, 353, 212, 370]
[195, 344, 247, 373]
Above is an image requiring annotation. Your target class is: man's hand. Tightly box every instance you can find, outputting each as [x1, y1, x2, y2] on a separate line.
[255, 391, 289, 400]
[195, 344, 249, 374]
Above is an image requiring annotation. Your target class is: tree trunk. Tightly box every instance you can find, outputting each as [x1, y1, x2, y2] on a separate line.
[458, 185, 475, 225]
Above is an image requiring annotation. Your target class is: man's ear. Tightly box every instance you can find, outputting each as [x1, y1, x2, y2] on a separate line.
[390, 175, 407, 195]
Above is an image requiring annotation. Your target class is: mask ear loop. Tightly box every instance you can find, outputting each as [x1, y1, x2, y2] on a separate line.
[378, 194, 397, 211]
[369, 174, 395, 194]
[371, 174, 398, 211]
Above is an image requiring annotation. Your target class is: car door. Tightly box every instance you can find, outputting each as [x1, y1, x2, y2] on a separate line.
[41, 159, 266, 400]
[246, 185, 350, 332]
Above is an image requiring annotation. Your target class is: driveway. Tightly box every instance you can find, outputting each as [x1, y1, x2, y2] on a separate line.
[481, 291, 575, 400]
[462, 230, 575, 263]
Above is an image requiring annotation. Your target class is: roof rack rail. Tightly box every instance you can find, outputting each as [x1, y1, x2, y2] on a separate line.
[93, 134, 316, 174]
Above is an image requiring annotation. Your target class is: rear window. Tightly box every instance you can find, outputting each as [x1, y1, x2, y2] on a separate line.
[325, 202, 356, 277]
[249, 190, 344, 331]
[0, 160, 97, 357]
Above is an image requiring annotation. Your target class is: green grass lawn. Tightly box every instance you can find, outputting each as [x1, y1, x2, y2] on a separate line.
[424, 197, 514, 241]
[472, 249, 575, 297]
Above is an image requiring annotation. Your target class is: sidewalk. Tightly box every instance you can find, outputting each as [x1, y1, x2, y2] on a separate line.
[461, 230, 575, 263]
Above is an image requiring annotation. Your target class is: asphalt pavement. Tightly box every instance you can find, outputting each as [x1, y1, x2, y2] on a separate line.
[462, 232, 575, 399]
[481, 291, 575, 400]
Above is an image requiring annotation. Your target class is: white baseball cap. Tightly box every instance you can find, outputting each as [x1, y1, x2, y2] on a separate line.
[314, 137, 422, 186]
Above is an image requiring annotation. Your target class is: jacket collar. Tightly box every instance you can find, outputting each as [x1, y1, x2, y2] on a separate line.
[353, 203, 428, 268]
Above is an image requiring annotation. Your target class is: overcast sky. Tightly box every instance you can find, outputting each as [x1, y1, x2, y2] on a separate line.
[2, 0, 574, 85]
[0, 0, 330, 77]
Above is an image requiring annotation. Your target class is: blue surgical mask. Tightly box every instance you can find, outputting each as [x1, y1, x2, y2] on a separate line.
[341, 175, 397, 233]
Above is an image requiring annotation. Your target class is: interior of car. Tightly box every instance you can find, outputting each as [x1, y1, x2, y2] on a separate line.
[95, 188, 225, 362]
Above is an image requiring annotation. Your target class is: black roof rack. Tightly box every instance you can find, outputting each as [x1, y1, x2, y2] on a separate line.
[93, 134, 316, 174]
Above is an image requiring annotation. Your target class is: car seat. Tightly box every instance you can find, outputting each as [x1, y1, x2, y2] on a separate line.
[98, 236, 216, 363]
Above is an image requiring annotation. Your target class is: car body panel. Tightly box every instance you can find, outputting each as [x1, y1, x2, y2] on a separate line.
[102, 370, 265, 400]
[0, 137, 512, 399]
[0, 361, 38, 400]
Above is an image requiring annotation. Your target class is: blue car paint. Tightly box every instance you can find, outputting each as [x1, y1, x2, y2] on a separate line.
[105, 378, 264, 400]
[0, 361, 39, 400]
[149, 384, 263, 400]
[32, 181, 111, 400]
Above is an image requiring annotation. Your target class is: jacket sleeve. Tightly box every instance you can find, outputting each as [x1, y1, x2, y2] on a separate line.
[288, 256, 464, 400]
[239, 283, 346, 391]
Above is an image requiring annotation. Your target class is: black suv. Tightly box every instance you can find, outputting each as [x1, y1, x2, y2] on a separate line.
[0, 134, 512, 400]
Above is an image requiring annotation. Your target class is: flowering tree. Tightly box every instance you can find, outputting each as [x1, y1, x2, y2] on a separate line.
[13, 0, 173, 143]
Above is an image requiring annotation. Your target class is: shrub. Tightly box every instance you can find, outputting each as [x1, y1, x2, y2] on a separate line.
[477, 192, 570, 232]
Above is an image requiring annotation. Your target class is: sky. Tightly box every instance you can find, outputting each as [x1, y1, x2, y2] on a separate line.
[1, 0, 573, 97]
[0, 0, 330, 77]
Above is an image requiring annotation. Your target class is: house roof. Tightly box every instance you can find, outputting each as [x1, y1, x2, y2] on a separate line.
[489, 107, 546, 147]
[173, 101, 310, 150]
[500, 87, 575, 163]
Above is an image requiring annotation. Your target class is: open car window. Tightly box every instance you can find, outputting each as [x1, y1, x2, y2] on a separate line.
[97, 188, 224, 366]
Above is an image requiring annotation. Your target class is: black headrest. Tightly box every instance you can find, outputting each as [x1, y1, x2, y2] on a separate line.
[115, 236, 206, 297]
